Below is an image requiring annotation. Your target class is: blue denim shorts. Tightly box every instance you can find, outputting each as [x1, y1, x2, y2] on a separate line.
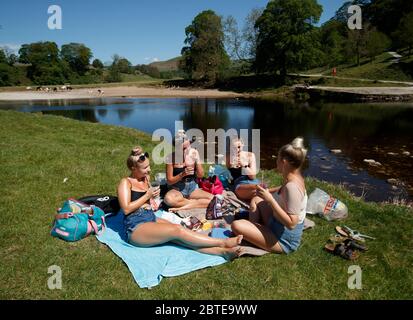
[171, 180, 199, 198]
[269, 218, 304, 254]
[124, 207, 157, 241]
[233, 175, 260, 190]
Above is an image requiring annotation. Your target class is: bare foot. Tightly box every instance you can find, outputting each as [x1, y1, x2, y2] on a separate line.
[224, 235, 243, 248]
[222, 246, 243, 261]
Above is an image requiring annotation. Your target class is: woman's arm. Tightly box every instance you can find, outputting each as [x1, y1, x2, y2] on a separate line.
[195, 161, 204, 178]
[256, 185, 299, 230]
[167, 163, 182, 185]
[192, 149, 204, 178]
[117, 178, 151, 215]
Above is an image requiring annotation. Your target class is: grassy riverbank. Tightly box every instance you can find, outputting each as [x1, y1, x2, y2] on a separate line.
[0, 110, 412, 299]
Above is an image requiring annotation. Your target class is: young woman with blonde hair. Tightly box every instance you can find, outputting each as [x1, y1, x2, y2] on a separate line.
[117, 146, 243, 260]
[231, 137, 308, 254]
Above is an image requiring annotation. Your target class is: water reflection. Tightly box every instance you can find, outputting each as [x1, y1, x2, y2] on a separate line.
[1, 97, 412, 202]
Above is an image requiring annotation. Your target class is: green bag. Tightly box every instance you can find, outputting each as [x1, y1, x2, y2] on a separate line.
[51, 198, 106, 242]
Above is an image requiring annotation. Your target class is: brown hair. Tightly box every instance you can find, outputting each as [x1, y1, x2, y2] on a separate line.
[278, 137, 307, 169]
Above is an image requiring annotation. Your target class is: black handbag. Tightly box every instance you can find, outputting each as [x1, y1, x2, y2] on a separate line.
[77, 195, 120, 215]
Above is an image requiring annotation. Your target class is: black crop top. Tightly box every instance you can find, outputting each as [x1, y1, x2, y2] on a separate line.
[130, 190, 147, 202]
[229, 167, 242, 181]
[173, 167, 196, 182]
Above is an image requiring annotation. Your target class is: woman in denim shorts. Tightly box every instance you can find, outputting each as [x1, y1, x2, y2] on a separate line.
[163, 131, 214, 212]
[231, 137, 308, 254]
[117, 146, 243, 260]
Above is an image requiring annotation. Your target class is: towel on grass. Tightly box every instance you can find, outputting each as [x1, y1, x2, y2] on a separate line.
[96, 210, 227, 288]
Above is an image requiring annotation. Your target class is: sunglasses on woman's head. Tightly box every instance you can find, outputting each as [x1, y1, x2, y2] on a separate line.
[133, 151, 149, 162]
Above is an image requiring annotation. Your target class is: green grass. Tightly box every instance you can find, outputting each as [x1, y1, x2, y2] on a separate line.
[304, 52, 413, 83]
[0, 73, 164, 92]
[0, 110, 412, 299]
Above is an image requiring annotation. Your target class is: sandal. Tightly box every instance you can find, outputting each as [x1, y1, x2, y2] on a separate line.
[335, 226, 365, 242]
[329, 235, 368, 251]
[324, 242, 359, 260]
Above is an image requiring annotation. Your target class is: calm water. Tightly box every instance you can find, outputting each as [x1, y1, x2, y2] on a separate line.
[2, 97, 413, 203]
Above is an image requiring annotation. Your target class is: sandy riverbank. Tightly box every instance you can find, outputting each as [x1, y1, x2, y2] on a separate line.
[0, 86, 246, 101]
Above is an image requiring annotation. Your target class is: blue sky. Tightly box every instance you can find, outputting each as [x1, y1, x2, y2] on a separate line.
[0, 0, 346, 65]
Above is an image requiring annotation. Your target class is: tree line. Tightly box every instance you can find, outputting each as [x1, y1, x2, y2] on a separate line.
[0, 42, 180, 86]
[1, 0, 412, 87]
[181, 0, 413, 84]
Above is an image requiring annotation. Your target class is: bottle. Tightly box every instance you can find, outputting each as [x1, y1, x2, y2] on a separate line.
[150, 181, 161, 211]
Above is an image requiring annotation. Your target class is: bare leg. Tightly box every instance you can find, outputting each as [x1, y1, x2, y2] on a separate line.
[197, 247, 242, 261]
[129, 222, 243, 249]
[235, 184, 258, 201]
[166, 189, 213, 212]
[231, 219, 283, 254]
[249, 196, 262, 224]
[164, 189, 192, 209]
[171, 239, 242, 261]
[256, 200, 274, 226]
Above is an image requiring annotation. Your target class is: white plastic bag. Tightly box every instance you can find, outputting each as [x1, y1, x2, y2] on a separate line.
[306, 188, 348, 221]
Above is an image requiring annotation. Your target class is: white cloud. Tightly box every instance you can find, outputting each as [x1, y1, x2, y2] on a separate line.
[144, 57, 160, 63]
[0, 43, 21, 54]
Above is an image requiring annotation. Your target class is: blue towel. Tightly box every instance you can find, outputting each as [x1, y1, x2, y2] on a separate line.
[96, 211, 227, 288]
[209, 227, 233, 239]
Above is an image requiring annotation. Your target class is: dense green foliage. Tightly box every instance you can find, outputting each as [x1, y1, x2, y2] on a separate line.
[254, 0, 323, 79]
[180, 10, 230, 85]
[1, 0, 413, 86]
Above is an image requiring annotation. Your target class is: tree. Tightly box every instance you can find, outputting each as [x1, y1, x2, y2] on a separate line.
[0, 49, 6, 64]
[254, 0, 323, 80]
[366, 29, 391, 61]
[243, 8, 264, 61]
[7, 54, 18, 66]
[320, 20, 347, 66]
[61, 43, 92, 75]
[117, 58, 133, 74]
[223, 7, 263, 62]
[106, 54, 122, 83]
[346, 28, 369, 66]
[332, 0, 370, 23]
[135, 64, 160, 78]
[393, 11, 413, 57]
[18, 42, 66, 84]
[92, 58, 104, 69]
[181, 10, 230, 85]
[366, 0, 413, 41]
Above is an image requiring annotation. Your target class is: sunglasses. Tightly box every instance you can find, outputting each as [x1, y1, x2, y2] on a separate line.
[133, 151, 149, 162]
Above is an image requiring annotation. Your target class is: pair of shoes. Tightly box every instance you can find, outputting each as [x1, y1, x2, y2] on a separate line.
[336, 226, 375, 242]
[329, 235, 368, 251]
[324, 235, 368, 260]
[324, 242, 359, 260]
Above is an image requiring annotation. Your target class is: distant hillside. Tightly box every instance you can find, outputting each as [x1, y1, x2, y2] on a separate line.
[149, 56, 181, 72]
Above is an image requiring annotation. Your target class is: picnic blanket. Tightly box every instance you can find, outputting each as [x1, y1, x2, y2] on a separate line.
[96, 210, 227, 288]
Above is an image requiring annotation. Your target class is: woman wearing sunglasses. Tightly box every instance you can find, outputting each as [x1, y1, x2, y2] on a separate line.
[163, 131, 214, 212]
[226, 138, 260, 201]
[117, 146, 243, 260]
